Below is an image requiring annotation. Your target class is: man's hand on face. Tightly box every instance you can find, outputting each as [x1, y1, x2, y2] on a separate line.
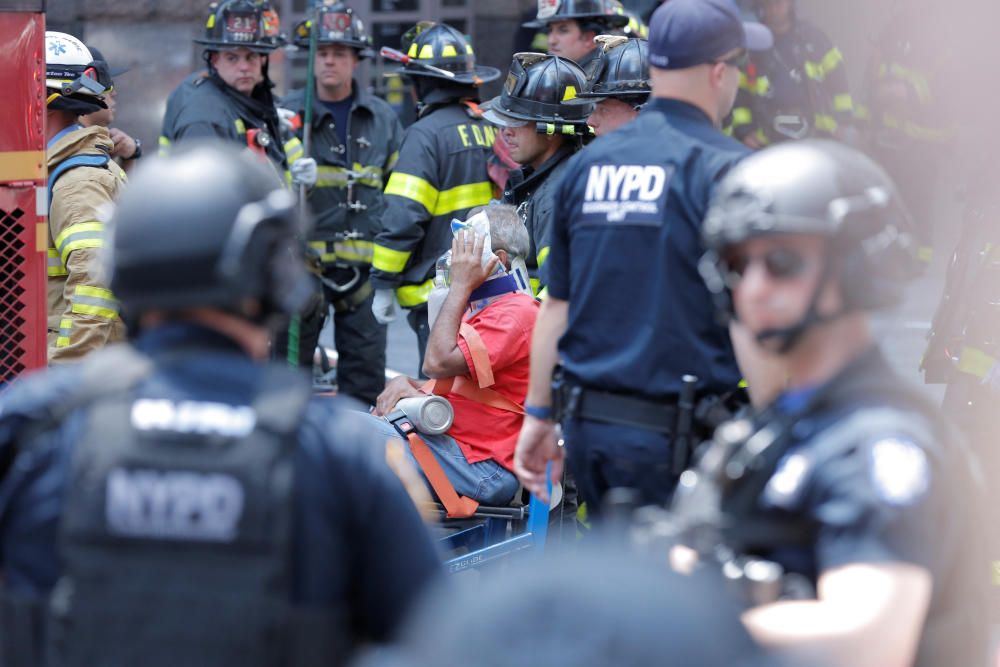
[374, 375, 424, 416]
[448, 229, 499, 296]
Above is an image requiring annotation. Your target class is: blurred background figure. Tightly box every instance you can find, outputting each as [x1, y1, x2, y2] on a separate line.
[79, 45, 144, 173]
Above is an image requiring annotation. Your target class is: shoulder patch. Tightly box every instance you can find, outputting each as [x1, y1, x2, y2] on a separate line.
[870, 437, 929, 506]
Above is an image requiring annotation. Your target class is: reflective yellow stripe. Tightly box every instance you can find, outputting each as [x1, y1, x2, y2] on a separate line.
[385, 150, 400, 172]
[884, 63, 931, 103]
[54, 221, 104, 264]
[754, 128, 769, 146]
[384, 172, 438, 212]
[833, 93, 854, 112]
[814, 113, 838, 133]
[882, 113, 955, 143]
[234, 118, 246, 135]
[72, 285, 119, 320]
[314, 164, 383, 189]
[739, 72, 770, 96]
[433, 181, 492, 216]
[56, 317, 72, 347]
[441, 44, 458, 58]
[804, 47, 843, 82]
[47, 247, 68, 277]
[309, 241, 338, 263]
[917, 246, 933, 264]
[396, 278, 434, 307]
[957, 346, 996, 380]
[536, 245, 550, 267]
[373, 245, 412, 274]
[310, 239, 375, 265]
[418, 44, 434, 59]
[529, 277, 541, 296]
[284, 137, 304, 163]
[158, 136, 171, 157]
[731, 107, 753, 127]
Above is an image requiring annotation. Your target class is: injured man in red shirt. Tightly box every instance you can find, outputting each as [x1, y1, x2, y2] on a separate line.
[369, 204, 539, 512]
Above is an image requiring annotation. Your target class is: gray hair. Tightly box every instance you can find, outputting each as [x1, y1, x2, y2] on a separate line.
[469, 203, 530, 259]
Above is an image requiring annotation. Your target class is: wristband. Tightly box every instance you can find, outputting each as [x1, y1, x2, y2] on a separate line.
[524, 404, 553, 421]
[126, 138, 142, 160]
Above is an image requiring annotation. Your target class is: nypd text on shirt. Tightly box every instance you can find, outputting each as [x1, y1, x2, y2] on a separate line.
[581, 164, 673, 225]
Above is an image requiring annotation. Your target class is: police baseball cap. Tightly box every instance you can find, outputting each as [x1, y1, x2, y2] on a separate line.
[648, 0, 772, 70]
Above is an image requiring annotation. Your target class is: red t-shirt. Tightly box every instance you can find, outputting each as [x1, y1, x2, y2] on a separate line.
[448, 292, 538, 471]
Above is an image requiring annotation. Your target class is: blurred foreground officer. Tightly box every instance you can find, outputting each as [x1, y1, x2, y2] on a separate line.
[579, 35, 650, 136]
[354, 544, 782, 667]
[44, 32, 127, 362]
[523, 0, 629, 71]
[0, 144, 440, 667]
[692, 140, 988, 667]
[274, 2, 402, 404]
[485, 53, 593, 293]
[514, 0, 772, 517]
[731, 0, 855, 148]
[370, 23, 499, 369]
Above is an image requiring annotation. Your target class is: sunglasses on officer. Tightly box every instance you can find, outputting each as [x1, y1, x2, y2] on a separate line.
[721, 245, 809, 286]
[715, 49, 749, 69]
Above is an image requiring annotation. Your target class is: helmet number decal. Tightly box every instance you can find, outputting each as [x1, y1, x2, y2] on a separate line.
[322, 11, 352, 35]
[538, 0, 559, 19]
[226, 13, 259, 35]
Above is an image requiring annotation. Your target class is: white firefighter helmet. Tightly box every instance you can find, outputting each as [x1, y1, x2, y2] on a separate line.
[45, 31, 109, 98]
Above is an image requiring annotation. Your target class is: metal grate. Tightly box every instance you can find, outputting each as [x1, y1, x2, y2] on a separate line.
[0, 206, 28, 382]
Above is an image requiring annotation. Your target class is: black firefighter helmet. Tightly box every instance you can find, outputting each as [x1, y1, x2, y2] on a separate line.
[195, 0, 285, 53]
[292, 1, 373, 57]
[396, 22, 500, 86]
[484, 53, 594, 136]
[579, 35, 650, 105]
[524, 0, 629, 31]
[699, 140, 920, 348]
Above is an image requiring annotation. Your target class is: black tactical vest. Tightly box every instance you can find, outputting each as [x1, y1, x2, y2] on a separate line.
[1, 345, 343, 667]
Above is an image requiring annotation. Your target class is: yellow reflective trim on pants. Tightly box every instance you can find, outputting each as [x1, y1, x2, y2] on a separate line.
[396, 278, 434, 307]
[731, 107, 753, 127]
[47, 247, 68, 277]
[54, 221, 105, 264]
[72, 285, 119, 320]
[373, 244, 412, 274]
[158, 135, 171, 156]
[433, 181, 492, 216]
[804, 47, 843, 82]
[536, 245, 550, 267]
[384, 172, 438, 213]
[814, 114, 838, 133]
[833, 93, 854, 112]
[957, 346, 995, 380]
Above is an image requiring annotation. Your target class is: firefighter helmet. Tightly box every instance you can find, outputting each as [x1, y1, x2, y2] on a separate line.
[484, 53, 594, 134]
[579, 36, 650, 104]
[194, 0, 285, 53]
[700, 140, 919, 326]
[292, 1, 373, 57]
[45, 31, 111, 114]
[610, 0, 649, 38]
[524, 0, 629, 31]
[108, 142, 312, 321]
[396, 21, 500, 85]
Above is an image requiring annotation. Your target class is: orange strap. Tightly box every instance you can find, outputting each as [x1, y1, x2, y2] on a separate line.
[406, 433, 479, 519]
[423, 376, 525, 415]
[459, 321, 494, 388]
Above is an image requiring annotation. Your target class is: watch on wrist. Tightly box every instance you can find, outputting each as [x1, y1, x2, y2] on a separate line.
[524, 404, 554, 421]
[126, 138, 143, 160]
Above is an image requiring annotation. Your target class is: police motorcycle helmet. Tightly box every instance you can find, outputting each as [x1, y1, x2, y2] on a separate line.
[195, 0, 285, 53]
[45, 32, 113, 115]
[394, 21, 500, 86]
[699, 139, 920, 349]
[292, 1, 373, 58]
[524, 0, 630, 32]
[577, 35, 650, 107]
[108, 142, 313, 324]
[483, 53, 594, 136]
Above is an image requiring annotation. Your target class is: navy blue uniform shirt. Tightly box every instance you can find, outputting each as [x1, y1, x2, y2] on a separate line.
[0, 324, 441, 644]
[547, 98, 749, 396]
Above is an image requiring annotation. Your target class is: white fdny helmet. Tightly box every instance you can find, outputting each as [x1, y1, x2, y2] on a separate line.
[45, 31, 109, 98]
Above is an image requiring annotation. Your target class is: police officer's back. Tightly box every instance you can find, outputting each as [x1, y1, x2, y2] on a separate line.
[0, 144, 440, 667]
[691, 140, 988, 666]
[514, 0, 773, 516]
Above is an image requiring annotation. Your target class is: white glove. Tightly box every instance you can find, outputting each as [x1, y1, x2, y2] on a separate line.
[290, 157, 318, 188]
[372, 288, 397, 324]
[277, 107, 299, 134]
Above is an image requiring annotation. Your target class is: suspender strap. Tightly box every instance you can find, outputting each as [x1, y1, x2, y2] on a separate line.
[405, 432, 479, 519]
[423, 376, 525, 415]
[459, 321, 494, 388]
